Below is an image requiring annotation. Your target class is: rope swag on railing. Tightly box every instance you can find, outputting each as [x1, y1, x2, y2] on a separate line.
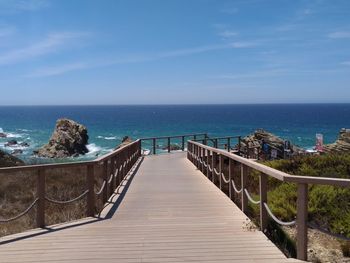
[0, 198, 39, 223]
[45, 190, 89, 205]
[0, 139, 142, 229]
[187, 139, 350, 261]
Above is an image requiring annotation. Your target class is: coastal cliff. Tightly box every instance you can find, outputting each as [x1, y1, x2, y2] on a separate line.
[323, 128, 350, 153]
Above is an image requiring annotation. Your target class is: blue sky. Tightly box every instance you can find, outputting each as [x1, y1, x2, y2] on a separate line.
[0, 0, 350, 105]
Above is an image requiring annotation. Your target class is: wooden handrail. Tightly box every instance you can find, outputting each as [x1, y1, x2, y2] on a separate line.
[0, 140, 142, 228]
[187, 140, 350, 261]
[140, 133, 208, 155]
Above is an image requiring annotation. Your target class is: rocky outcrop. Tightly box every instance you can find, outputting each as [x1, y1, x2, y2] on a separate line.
[34, 119, 89, 158]
[0, 132, 6, 138]
[162, 144, 181, 151]
[0, 149, 25, 167]
[240, 129, 304, 158]
[4, 140, 29, 148]
[115, 136, 133, 150]
[323, 128, 350, 153]
[4, 140, 18, 147]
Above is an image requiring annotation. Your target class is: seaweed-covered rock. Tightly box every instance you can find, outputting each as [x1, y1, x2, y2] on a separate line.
[34, 119, 89, 158]
[0, 132, 7, 138]
[0, 149, 25, 167]
[162, 144, 181, 151]
[323, 128, 350, 153]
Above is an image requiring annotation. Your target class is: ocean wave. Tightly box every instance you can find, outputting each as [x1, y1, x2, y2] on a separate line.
[97, 135, 118, 140]
[0, 127, 3, 133]
[6, 133, 23, 138]
[86, 143, 102, 154]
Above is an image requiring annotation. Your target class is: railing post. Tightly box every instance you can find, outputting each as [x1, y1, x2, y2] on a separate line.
[227, 138, 231, 152]
[168, 137, 171, 153]
[215, 139, 218, 148]
[194, 134, 197, 140]
[238, 136, 241, 154]
[112, 157, 117, 191]
[219, 154, 223, 190]
[297, 183, 308, 261]
[241, 164, 248, 213]
[36, 168, 45, 228]
[212, 152, 216, 184]
[153, 138, 156, 155]
[259, 173, 268, 232]
[182, 136, 185, 151]
[206, 149, 210, 178]
[103, 160, 109, 203]
[87, 163, 95, 217]
[228, 159, 233, 200]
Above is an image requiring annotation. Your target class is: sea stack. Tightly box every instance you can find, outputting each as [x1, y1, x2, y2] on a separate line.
[34, 118, 89, 158]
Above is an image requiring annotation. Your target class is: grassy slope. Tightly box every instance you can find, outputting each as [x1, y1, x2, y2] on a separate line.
[261, 154, 350, 237]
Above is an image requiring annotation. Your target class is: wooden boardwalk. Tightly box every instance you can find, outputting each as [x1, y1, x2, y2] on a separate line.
[0, 153, 300, 262]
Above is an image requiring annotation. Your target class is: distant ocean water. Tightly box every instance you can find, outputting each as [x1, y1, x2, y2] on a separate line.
[1, 104, 350, 163]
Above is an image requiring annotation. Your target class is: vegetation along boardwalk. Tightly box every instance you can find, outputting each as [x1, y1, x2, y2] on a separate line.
[0, 151, 302, 263]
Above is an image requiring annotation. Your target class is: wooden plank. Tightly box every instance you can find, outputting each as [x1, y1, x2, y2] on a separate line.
[0, 153, 292, 263]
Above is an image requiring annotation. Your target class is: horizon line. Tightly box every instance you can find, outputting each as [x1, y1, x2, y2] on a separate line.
[1, 102, 350, 107]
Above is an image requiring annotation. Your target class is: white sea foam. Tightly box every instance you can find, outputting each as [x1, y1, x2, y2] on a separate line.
[97, 135, 118, 140]
[86, 143, 102, 154]
[6, 133, 22, 138]
[0, 127, 3, 133]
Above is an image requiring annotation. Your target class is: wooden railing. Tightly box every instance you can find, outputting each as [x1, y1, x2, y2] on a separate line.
[0, 140, 141, 228]
[140, 133, 207, 155]
[193, 136, 241, 152]
[187, 140, 350, 261]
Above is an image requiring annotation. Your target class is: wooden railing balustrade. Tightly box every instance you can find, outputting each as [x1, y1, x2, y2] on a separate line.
[187, 140, 350, 261]
[193, 136, 242, 152]
[0, 140, 141, 228]
[140, 133, 207, 155]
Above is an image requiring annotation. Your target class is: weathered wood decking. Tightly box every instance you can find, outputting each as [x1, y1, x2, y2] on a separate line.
[0, 153, 300, 262]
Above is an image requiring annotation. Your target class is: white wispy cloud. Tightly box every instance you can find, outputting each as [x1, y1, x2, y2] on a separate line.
[26, 41, 258, 77]
[0, 0, 49, 13]
[25, 62, 88, 77]
[218, 30, 238, 38]
[0, 31, 90, 65]
[328, 31, 350, 39]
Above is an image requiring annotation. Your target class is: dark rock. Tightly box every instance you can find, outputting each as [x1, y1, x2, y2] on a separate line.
[19, 142, 30, 147]
[12, 149, 23, 155]
[0, 132, 7, 138]
[162, 144, 181, 151]
[115, 136, 133, 150]
[323, 128, 350, 153]
[4, 140, 18, 147]
[0, 149, 25, 167]
[35, 118, 89, 158]
[240, 129, 304, 159]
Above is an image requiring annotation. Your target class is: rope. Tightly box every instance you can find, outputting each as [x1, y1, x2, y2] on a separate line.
[264, 202, 296, 226]
[203, 162, 208, 168]
[214, 168, 220, 176]
[221, 173, 230, 183]
[231, 179, 242, 194]
[45, 190, 89, 205]
[95, 181, 106, 195]
[244, 189, 260, 205]
[308, 222, 350, 241]
[208, 165, 213, 172]
[0, 198, 39, 223]
[107, 173, 114, 184]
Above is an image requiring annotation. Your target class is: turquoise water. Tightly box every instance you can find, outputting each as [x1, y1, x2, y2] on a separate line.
[1, 104, 350, 163]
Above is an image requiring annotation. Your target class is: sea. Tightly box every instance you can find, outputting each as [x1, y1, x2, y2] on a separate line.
[1, 104, 350, 163]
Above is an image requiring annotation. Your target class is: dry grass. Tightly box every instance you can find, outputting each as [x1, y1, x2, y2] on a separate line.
[0, 164, 105, 238]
